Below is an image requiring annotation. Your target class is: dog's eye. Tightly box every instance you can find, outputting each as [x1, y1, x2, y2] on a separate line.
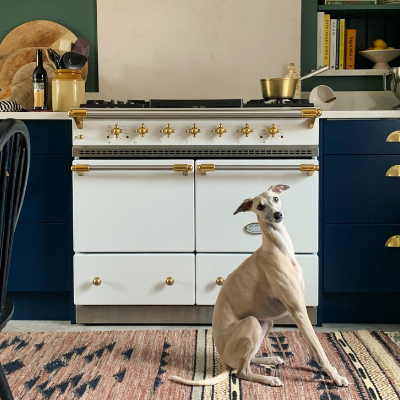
[257, 204, 265, 211]
[273, 197, 279, 203]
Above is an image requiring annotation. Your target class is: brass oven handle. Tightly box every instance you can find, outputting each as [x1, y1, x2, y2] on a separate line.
[216, 277, 225, 286]
[387, 131, 400, 142]
[385, 236, 400, 247]
[71, 164, 193, 176]
[386, 165, 400, 177]
[196, 164, 319, 176]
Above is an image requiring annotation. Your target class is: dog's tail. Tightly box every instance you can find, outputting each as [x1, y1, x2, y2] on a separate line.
[170, 365, 231, 386]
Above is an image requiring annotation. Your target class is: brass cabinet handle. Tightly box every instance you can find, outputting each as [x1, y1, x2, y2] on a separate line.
[216, 277, 225, 286]
[386, 236, 400, 247]
[387, 131, 400, 142]
[386, 165, 400, 177]
[165, 277, 175, 286]
[72, 164, 193, 176]
[93, 277, 102, 286]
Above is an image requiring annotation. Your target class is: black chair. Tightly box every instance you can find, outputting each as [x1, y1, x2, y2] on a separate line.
[0, 119, 30, 400]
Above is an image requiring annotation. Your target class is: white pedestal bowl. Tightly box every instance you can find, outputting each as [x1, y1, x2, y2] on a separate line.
[359, 49, 400, 69]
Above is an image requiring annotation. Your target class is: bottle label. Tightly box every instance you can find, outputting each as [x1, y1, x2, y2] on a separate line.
[33, 82, 45, 108]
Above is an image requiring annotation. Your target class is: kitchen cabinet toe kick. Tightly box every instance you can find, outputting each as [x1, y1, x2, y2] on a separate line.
[75, 305, 317, 325]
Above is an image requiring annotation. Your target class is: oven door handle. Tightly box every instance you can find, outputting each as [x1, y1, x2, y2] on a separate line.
[196, 163, 319, 176]
[71, 164, 193, 176]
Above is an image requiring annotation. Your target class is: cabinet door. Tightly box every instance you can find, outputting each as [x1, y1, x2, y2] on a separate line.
[195, 160, 319, 253]
[324, 120, 400, 155]
[18, 155, 71, 223]
[324, 155, 400, 224]
[74, 254, 195, 305]
[8, 223, 70, 291]
[324, 224, 400, 293]
[73, 160, 194, 252]
[196, 254, 318, 306]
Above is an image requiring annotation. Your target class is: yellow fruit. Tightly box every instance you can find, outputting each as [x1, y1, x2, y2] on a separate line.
[373, 47, 385, 50]
[388, 47, 396, 49]
[367, 47, 374, 50]
[372, 39, 387, 49]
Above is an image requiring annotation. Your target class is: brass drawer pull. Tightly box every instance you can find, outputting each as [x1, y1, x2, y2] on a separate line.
[165, 277, 175, 286]
[72, 164, 193, 176]
[216, 277, 225, 286]
[386, 236, 400, 247]
[387, 131, 400, 142]
[386, 165, 400, 177]
[93, 277, 102, 286]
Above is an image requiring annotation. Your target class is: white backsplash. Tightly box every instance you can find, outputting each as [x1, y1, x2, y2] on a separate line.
[96, 0, 301, 101]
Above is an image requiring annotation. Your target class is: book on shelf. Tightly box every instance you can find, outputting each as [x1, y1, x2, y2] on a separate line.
[324, 1, 376, 4]
[346, 29, 357, 69]
[330, 19, 337, 70]
[324, 14, 330, 67]
[339, 19, 346, 69]
[317, 12, 325, 68]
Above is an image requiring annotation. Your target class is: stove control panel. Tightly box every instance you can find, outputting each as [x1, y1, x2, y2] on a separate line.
[73, 119, 319, 147]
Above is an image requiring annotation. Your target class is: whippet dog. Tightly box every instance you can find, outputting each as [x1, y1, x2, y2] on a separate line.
[171, 184, 349, 388]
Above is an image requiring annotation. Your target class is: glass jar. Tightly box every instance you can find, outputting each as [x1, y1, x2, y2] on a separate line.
[52, 69, 85, 112]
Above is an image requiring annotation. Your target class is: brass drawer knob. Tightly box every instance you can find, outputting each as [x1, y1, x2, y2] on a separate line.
[213, 123, 227, 137]
[216, 277, 225, 286]
[387, 131, 400, 142]
[93, 277, 102, 286]
[165, 277, 175, 286]
[386, 165, 400, 177]
[110, 124, 124, 138]
[135, 123, 149, 137]
[187, 123, 201, 138]
[266, 123, 280, 138]
[386, 235, 400, 247]
[161, 123, 175, 138]
[239, 123, 254, 137]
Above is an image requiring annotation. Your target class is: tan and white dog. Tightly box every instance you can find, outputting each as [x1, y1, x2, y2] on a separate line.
[171, 184, 349, 387]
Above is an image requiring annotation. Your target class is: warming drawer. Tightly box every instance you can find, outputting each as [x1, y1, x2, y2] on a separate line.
[196, 254, 319, 306]
[195, 159, 319, 253]
[74, 254, 195, 305]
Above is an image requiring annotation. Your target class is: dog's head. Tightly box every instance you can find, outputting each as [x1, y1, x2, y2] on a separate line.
[233, 184, 290, 223]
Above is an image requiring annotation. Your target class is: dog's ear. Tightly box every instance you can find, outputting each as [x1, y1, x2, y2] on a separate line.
[233, 199, 253, 215]
[267, 184, 290, 196]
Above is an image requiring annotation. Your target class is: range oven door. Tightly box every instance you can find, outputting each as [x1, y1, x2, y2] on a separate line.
[195, 159, 319, 253]
[72, 160, 194, 252]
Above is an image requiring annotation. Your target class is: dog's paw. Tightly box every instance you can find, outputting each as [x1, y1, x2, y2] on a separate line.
[268, 377, 283, 387]
[272, 356, 284, 365]
[333, 375, 349, 387]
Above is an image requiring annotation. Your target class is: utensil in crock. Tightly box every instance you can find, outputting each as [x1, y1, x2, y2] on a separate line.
[60, 52, 88, 69]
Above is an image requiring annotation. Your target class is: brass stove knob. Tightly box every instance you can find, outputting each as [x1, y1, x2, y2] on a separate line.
[187, 123, 201, 138]
[136, 123, 149, 137]
[216, 277, 225, 286]
[266, 124, 280, 138]
[93, 277, 102, 286]
[213, 123, 228, 137]
[161, 123, 175, 138]
[165, 277, 175, 286]
[110, 124, 124, 138]
[239, 123, 254, 137]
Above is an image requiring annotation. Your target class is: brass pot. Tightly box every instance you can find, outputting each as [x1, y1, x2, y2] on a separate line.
[260, 65, 329, 100]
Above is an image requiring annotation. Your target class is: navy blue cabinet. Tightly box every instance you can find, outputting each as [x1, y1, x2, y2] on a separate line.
[322, 119, 400, 323]
[1, 118, 73, 320]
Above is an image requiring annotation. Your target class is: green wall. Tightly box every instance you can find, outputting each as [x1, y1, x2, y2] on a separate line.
[0, 0, 98, 92]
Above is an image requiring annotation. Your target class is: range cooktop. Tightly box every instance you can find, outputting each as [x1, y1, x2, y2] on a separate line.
[82, 99, 314, 109]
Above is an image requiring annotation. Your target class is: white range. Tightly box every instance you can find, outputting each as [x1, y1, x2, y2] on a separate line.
[69, 99, 321, 325]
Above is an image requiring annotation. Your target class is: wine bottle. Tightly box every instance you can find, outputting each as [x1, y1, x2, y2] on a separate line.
[32, 49, 48, 110]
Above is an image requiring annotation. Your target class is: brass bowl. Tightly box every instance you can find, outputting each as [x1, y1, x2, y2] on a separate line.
[260, 78, 298, 100]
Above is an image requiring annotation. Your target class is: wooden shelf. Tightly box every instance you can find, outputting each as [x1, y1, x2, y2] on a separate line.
[319, 4, 400, 17]
[317, 68, 390, 76]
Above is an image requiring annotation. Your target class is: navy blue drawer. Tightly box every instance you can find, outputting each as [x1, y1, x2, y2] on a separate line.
[18, 155, 71, 223]
[8, 223, 71, 291]
[324, 155, 400, 224]
[324, 224, 400, 293]
[324, 120, 400, 155]
[23, 120, 71, 155]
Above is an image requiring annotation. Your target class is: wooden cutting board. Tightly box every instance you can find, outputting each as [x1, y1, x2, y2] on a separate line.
[0, 20, 88, 101]
[11, 63, 55, 109]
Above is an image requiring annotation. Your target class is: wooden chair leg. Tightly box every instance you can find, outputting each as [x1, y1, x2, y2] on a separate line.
[0, 362, 13, 400]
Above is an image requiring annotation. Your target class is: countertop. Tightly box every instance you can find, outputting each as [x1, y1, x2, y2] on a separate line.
[2, 110, 400, 120]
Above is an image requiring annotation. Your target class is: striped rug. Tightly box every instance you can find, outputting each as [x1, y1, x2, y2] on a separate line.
[0, 330, 399, 399]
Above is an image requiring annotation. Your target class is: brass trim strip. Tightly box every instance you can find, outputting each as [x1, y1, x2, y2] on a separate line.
[386, 165, 400, 177]
[387, 131, 400, 142]
[385, 235, 400, 247]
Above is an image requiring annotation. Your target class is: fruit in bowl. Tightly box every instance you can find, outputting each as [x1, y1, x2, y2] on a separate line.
[359, 39, 400, 69]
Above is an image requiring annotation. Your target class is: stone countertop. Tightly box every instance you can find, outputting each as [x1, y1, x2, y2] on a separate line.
[0, 112, 70, 119]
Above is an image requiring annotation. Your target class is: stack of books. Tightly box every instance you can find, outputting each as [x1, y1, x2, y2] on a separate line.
[317, 13, 357, 70]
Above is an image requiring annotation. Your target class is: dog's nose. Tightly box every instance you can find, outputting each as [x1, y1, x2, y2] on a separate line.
[273, 212, 283, 222]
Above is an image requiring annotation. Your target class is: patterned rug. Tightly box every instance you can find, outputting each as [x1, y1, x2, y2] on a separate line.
[0, 330, 399, 399]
